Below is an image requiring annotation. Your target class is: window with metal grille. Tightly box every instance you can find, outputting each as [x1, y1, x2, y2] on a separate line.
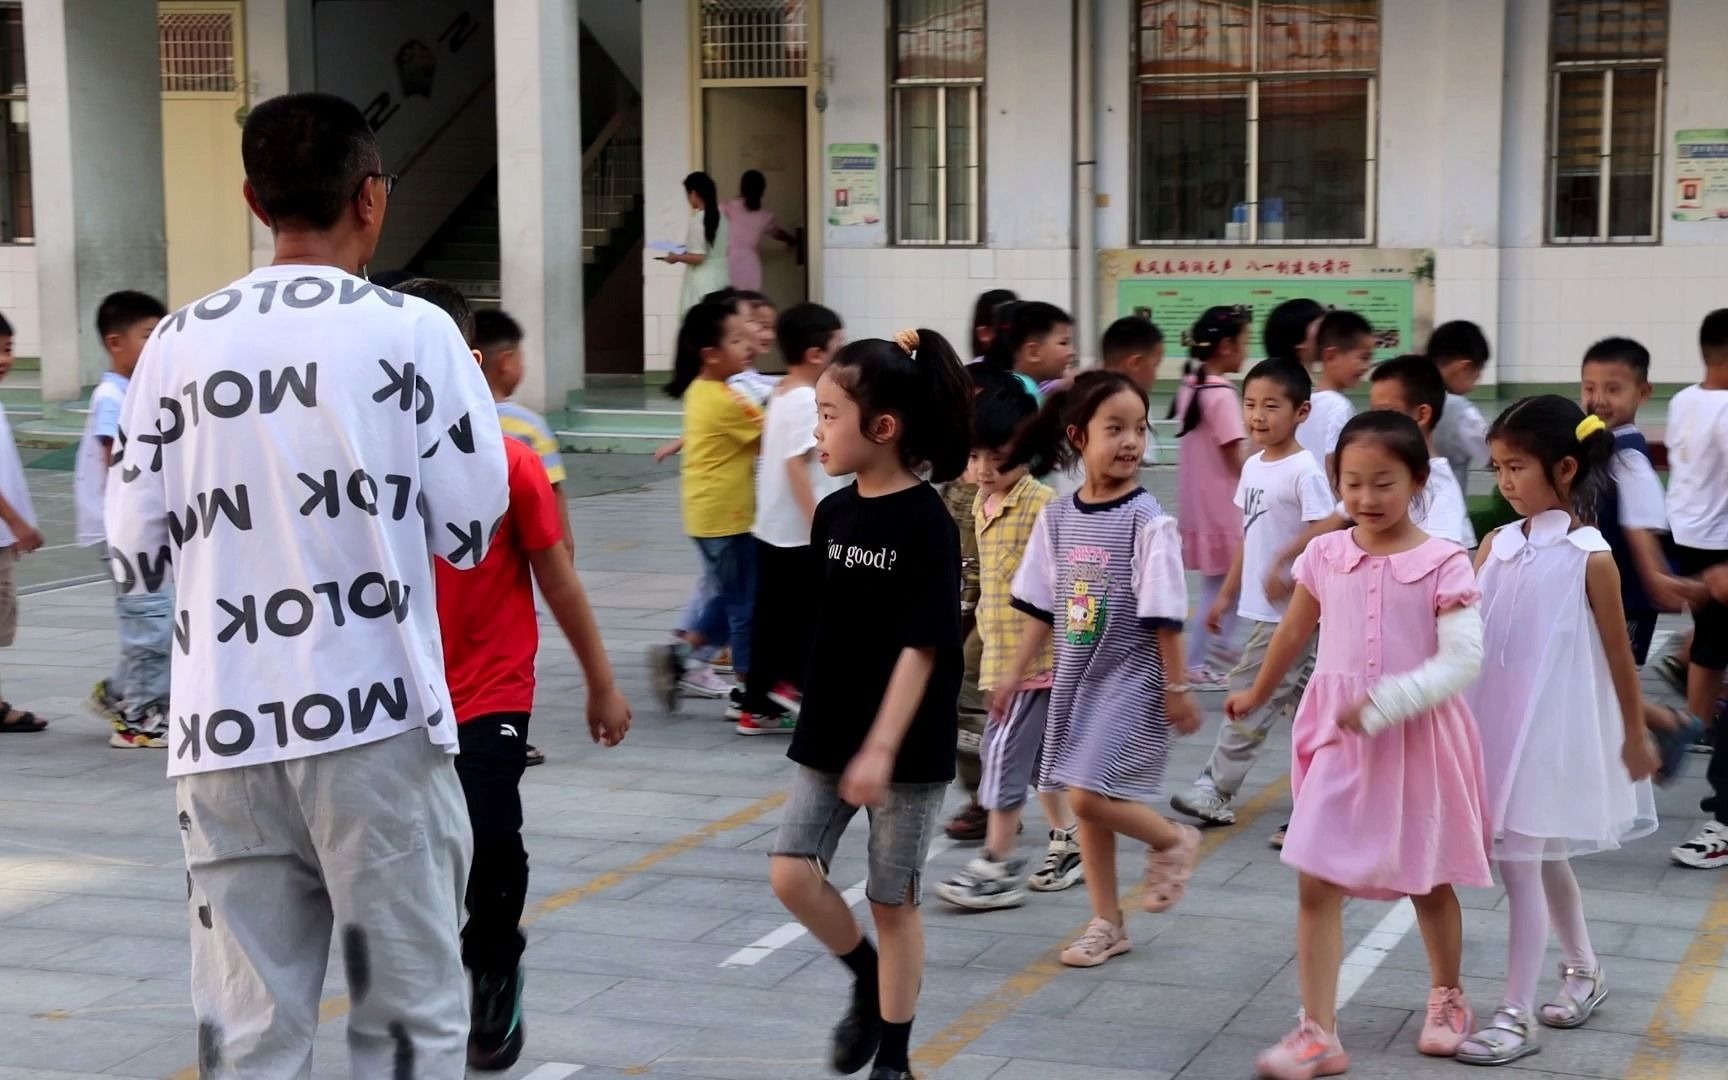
[699, 0, 809, 80]
[0, 3, 28, 242]
[892, 0, 983, 246]
[1133, 0, 1378, 246]
[1547, 0, 1665, 244]
[159, 10, 237, 92]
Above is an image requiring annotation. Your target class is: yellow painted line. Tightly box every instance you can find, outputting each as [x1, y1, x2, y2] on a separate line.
[1624, 866, 1728, 1079]
[912, 776, 1291, 1072]
[166, 791, 786, 1080]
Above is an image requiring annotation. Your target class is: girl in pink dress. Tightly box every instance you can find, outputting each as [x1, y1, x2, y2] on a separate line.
[722, 170, 797, 293]
[1455, 397, 1661, 1067]
[1226, 411, 1493, 1079]
[1174, 306, 1250, 687]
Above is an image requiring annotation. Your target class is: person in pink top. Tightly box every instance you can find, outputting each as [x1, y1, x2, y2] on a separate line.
[1226, 411, 1493, 1080]
[1173, 306, 1250, 687]
[722, 170, 797, 293]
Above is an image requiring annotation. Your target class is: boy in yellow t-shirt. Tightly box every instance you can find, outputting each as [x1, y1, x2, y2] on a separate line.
[649, 300, 764, 710]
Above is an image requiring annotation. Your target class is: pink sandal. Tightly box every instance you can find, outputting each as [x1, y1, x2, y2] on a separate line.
[1142, 823, 1200, 912]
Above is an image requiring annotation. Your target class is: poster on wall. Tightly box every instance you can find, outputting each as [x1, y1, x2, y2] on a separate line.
[827, 143, 881, 227]
[1673, 130, 1728, 221]
[1098, 248, 1436, 365]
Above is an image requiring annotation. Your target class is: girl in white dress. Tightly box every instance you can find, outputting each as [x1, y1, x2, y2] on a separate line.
[1457, 395, 1661, 1066]
[665, 171, 731, 313]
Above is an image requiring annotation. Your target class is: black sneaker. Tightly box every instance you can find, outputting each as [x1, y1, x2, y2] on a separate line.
[870, 1068, 917, 1080]
[467, 965, 526, 1071]
[831, 999, 881, 1075]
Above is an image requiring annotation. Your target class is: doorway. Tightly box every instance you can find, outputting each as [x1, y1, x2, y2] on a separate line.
[703, 87, 807, 369]
[159, 1, 251, 306]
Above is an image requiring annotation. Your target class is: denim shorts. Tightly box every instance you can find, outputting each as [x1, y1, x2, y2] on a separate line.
[771, 766, 948, 905]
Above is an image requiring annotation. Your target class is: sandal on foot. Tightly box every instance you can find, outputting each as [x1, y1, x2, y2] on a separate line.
[524, 744, 546, 767]
[1456, 1007, 1540, 1066]
[1142, 823, 1200, 913]
[1539, 964, 1607, 1029]
[0, 703, 45, 733]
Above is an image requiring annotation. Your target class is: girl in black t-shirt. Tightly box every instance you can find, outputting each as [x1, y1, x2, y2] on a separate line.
[769, 328, 971, 1080]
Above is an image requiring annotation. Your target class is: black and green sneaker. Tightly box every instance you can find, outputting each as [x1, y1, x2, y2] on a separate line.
[467, 965, 525, 1072]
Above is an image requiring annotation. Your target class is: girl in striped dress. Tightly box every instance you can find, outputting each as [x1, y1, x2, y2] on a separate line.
[993, 371, 1203, 969]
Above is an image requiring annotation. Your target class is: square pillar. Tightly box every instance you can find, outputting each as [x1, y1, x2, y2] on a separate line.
[27, 0, 166, 399]
[495, 0, 584, 411]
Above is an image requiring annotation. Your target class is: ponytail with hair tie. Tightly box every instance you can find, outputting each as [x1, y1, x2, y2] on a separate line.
[1575, 414, 1606, 442]
[894, 328, 921, 358]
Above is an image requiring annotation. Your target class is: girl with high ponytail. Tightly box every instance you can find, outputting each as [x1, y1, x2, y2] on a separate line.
[768, 329, 972, 1079]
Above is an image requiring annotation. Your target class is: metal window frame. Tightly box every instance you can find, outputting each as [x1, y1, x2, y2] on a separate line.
[1544, 48, 1666, 245]
[888, 0, 985, 247]
[1129, 0, 1380, 248]
[0, 0, 22, 243]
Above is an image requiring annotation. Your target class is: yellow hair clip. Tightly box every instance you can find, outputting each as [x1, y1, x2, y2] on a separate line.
[1575, 414, 1606, 441]
[893, 328, 921, 357]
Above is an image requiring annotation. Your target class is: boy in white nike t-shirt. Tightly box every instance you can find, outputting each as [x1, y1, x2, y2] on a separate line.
[1172, 358, 1332, 827]
[79, 291, 170, 747]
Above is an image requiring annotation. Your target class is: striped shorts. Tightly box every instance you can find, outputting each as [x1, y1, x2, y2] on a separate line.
[978, 688, 1052, 812]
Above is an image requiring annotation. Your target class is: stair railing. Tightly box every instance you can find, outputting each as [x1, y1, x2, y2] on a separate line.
[582, 99, 643, 249]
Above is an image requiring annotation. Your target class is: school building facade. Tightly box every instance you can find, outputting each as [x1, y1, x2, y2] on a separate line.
[7, 0, 1725, 435]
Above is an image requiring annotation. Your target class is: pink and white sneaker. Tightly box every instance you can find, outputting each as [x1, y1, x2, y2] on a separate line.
[1417, 985, 1473, 1056]
[1256, 1014, 1348, 1079]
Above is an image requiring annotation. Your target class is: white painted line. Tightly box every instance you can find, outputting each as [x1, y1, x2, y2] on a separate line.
[1335, 899, 1419, 1008]
[518, 1064, 584, 1080]
[721, 836, 958, 967]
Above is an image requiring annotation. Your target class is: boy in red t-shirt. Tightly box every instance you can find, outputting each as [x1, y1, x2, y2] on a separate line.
[398, 279, 632, 1071]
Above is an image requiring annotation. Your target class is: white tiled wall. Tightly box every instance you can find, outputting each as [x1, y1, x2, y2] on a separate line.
[823, 248, 1075, 359]
[0, 245, 40, 359]
[1497, 246, 1728, 386]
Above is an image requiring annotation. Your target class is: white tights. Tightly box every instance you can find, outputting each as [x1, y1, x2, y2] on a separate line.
[1499, 854, 1596, 1015]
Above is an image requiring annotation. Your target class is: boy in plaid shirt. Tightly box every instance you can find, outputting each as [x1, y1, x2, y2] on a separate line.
[936, 384, 1082, 908]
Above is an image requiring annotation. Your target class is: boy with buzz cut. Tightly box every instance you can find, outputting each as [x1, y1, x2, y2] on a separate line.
[1667, 309, 1728, 872]
[1100, 314, 1164, 392]
[80, 291, 171, 747]
[0, 309, 41, 736]
[1580, 336, 1701, 665]
[1427, 320, 1492, 499]
[1172, 358, 1331, 829]
[397, 278, 633, 1070]
[1001, 301, 1076, 402]
[475, 309, 574, 556]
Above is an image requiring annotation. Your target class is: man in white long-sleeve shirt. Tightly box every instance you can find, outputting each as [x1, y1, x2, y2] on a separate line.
[105, 93, 507, 1078]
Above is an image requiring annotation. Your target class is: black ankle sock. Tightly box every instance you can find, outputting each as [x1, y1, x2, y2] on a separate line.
[838, 940, 879, 1005]
[875, 1018, 913, 1071]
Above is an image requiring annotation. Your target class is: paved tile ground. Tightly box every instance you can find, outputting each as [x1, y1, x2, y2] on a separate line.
[1, 466, 1726, 1079]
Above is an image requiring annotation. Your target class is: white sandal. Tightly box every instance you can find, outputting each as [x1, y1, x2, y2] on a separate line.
[1456, 1007, 1540, 1066]
[1539, 964, 1607, 1029]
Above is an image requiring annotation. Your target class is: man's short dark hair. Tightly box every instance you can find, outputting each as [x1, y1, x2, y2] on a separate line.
[1243, 357, 1313, 407]
[1371, 354, 1447, 426]
[776, 302, 842, 366]
[96, 290, 169, 337]
[1582, 336, 1651, 383]
[473, 310, 524, 355]
[1426, 320, 1490, 370]
[394, 278, 475, 346]
[1318, 309, 1374, 354]
[1100, 315, 1163, 368]
[242, 93, 382, 231]
[1701, 309, 1728, 355]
